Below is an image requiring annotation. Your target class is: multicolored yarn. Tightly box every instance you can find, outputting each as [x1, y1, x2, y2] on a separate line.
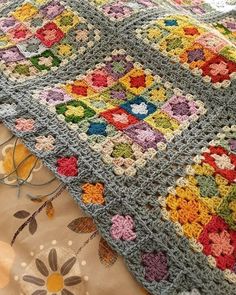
[0, 0, 236, 294]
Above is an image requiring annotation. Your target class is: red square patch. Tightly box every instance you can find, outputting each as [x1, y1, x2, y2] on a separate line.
[35, 22, 64, 47]
[201, 55, 236, 84]
[100, 107, 139, 130]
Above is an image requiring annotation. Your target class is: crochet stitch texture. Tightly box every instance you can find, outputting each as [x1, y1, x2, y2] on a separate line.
[0, 0, 236, 294]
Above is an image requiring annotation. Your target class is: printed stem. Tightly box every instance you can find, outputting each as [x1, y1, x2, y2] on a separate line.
[11, 184, 66, 246]
[76, 231, 98, 256]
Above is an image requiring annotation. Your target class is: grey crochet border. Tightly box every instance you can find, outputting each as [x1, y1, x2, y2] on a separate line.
[0, 1, 236, 294]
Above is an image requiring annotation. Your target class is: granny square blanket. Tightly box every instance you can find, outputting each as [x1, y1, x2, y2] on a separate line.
[0, 0, 236, 294]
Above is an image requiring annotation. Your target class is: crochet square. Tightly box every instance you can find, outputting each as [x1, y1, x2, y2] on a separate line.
[104, 53, 134, 80]
[120, 96, 157, 120]
[16, 36, 47, 58]
[0, 16, 20, 33]
[35, 22, 64, 47]
[53, 9, 80, 33]
[119, 68, 154, 95]
[159, 33, 193, 57]
[201, 55, 236, 84]
[220, 46, 236, 63]
[141, 81, 174, 105]
[0, 46, 25, 63]
[179, 43, 215, 70]
[4, 59, 40, 79]
[23, 11, 48, 33]
[64, 80, 98, 100]
[30, 49, 61, 71]
[11, 3, 38, 22]
[196, 33, 229, 54]
[40, 0, 65, 19]
[161, 95, 201, 123]
[100, 83, 135, 107]
[35, 87, 72, 106]
[6, 24, 33, 43]
[124, 121, 166, 150]
[55, 100, 96, 123]
[0, 35, 14, 49]
[145, 110, 180, 138]
[100, 107, 139, 130]
[217, 186, 236, 231]
[85, 68, 116, 92]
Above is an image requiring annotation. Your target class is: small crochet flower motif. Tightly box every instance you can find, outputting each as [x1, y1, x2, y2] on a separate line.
[81, 183, 105, 205]
[75, 30, 89, 42]
[37, 55, 54, 67]
[110, 214, 136, 241]
[56, 156, 78, 177]
[141, 251, 169, 282]
[131, 102, 148, 115]
[212, 153, 234, 170]
[187, 48, 205, 62]
[65, 105, 84, 117]
[113, 113, 129, 124]
[209, 230, 234, 257]
[35, 135, 55, 152]
[15, 118, 35, 132]
[209, 61, 229, 76]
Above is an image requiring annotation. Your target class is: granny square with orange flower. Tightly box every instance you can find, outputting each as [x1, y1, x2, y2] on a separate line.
[0, 0, 100, 82]
[160, 125, 236, 277]
[33, 49, 206, 175]
[136, 14, 236, 88]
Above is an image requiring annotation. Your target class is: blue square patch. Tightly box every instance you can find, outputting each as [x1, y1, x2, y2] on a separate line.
[120, 96, 157, 120]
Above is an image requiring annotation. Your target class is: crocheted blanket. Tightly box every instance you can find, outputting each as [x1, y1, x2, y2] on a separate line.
[0, 0, 236, 294]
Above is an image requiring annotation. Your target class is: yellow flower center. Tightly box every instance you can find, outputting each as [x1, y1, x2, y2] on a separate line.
[46, 273, 64, 293]
[65, 105, 85, 117]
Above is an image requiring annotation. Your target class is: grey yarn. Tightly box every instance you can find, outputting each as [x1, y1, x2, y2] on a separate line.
[0, 1, 236, 294]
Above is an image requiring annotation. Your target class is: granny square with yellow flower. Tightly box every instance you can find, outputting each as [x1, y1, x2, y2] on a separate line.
[0, 0, 100, 82]
[160, 125, 236, 278]
[33, 49, 206, 175]
[136, 14, 236, 88]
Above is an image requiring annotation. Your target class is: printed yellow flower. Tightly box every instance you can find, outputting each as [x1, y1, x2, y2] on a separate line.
[0, 143, 40, 183]
[21, 247, 82, 295]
